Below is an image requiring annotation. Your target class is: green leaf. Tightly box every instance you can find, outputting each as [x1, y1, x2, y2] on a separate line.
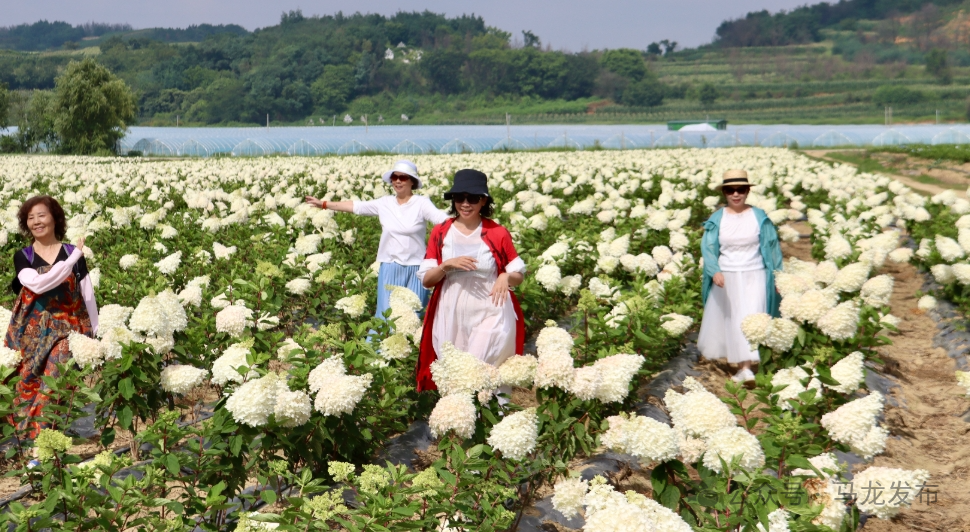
[650, 465, 668, 496]
[118, 378, 135, 400]
[260, 490, 277, 505]
[117, 406, 133, 430]
[164, 453, 180, 475]
[659, 483, 680, 510]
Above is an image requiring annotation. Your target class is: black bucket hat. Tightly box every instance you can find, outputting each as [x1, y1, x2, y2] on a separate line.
[443, 169, 490, 200]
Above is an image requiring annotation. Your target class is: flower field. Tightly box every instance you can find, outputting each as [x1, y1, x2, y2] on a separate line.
[0, 149, 946, 531]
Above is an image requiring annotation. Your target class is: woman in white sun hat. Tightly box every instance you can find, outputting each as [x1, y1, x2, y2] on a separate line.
[305, 160, 448, 319]
[697, 169, 783, 383]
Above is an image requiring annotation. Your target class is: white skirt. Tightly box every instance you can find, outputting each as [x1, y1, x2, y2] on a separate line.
[697, 269, 766, 364]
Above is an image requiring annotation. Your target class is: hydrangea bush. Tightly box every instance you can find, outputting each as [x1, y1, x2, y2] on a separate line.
[0, 150, 933, 530]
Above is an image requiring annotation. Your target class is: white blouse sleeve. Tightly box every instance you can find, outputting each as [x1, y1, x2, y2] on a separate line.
[506, 257, 527, 275]
[17, 248, 83, 294]
[416, 259, 439, 283]
[80, 275, 99, 336]
[352, 198, 381, 216]
[423, 198, 450, 225]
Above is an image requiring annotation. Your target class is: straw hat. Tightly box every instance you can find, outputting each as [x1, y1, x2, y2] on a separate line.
[382, 160, 422, 189]
[714, 169, 751, 191]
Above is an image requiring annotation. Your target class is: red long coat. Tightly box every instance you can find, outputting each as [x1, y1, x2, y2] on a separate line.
[416, 217, 526, 392]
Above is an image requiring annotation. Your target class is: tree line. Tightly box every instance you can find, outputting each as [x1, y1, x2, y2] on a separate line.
[0, 59, 136, 155]
[714, 0, 963, 47]
[0, 10, 678, 128]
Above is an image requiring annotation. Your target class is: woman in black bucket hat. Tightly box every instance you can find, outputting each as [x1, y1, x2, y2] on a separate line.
[414, 169, 527, 396]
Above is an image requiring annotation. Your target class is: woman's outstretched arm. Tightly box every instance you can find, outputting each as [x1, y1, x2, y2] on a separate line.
[304, 196, 355, 213]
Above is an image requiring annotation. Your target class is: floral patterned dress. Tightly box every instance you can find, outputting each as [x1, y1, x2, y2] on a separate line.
[6, 245, 93, 439]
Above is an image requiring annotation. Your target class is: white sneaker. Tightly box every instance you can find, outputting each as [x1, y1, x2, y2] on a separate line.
[732, 368, 755, 383]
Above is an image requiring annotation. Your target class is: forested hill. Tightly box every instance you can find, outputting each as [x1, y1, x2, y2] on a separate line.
[2, 10, 671, 126]
[0, 20, 247, 51]
[715, 0, 964, 47]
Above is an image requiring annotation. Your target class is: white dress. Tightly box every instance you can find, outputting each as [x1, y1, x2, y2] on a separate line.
[697, 208, 765, 364]
[417, 225, 527, 367]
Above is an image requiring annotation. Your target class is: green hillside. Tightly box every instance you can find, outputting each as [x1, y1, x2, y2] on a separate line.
[3, 3, 970, 126]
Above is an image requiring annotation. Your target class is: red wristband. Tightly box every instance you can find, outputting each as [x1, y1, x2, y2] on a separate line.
[322, 201, 327, 210]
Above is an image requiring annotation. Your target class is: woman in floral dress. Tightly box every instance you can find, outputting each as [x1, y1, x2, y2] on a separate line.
[5, 196, 98, 441]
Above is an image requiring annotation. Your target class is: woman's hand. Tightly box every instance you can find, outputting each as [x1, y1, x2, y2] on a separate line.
[491, 273, 510, 306]
[305, 196, 324, 208]
[443, 256, 477, 272]
[75, 236, 85, 253]
[712, 272, 725, 288]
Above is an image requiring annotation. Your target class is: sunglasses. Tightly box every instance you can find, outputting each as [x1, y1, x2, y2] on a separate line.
[389, 174, 412, 182]
[723, 186, 750, 195]
[452, 193, 484, 204]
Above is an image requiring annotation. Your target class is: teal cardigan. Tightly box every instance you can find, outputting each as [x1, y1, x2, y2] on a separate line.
[700, 207, 784, 317]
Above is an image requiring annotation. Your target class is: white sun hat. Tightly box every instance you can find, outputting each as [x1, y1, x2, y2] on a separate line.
[382, 160, 421, 189]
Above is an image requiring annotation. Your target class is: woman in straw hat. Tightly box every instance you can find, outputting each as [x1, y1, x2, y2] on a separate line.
[415, 169, 527, 394]
[697, 169, 783, 383]
[305, 160, 449, 319]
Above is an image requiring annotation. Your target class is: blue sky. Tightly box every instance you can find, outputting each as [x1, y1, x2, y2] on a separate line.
[2, 1, 813, 51]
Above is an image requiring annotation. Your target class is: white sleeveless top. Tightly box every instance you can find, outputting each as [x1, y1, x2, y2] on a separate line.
[718, 208, 762, 272]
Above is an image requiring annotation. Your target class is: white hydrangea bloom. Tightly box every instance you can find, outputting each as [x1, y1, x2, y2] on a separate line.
[276, 338, 304, 360]
[430, 342, 497, 396]
[69, 332, 103, 368]
[213, 242, 237, 260]
[486, 408, 538, 460]
[820, 392, 886, 459]
[935, 235, 965, 262]
[119, 254, 138, 270]
[379, 334, 412, 360]
[559, 274, 582, 296]
[96, 305, 133, 338]
[771, 366, 820, 408]
[764, 318, 799, 352]
[702, 426, 765, 473]
[285, 277, 312, 295]
[155, 251, 182, 275]
[274, 389, 312, 427]
[428, 393, 476, 439]
[659, 313, 693, 337]
[917, 295, 937, 311]
[551, 477, 588, 519]
[828, 351, 865, 394]
[177, 284, 203, 308]
[534, 325, 575, 390]
[215, 304, 253, 337]
[664, 377, 737, 439]
[535, 264, 562, 292]
[816, 300, 860, 341]
[211, 342, 257, 386]
[313, 371, 373, 416]
[591, 353, 644, 403]
[824, 233, 852, 260]
[830, 262, 870, 292]
[790, 452, 843, 478]
[0, 345, 18, 369]
[129, 295, 169, 337]
[160, 365, 209, 395]
[930, 264, 955, 284]
[740, 313, 772, 349]
[226, 372, 281, 427]
[601, 413, 679, 463]
[792, 289, 838, 324]
[568, 366, 602, 401]
[813, 260, 839, 286]
[498, 355, 538, 388]
[852, 467, 931, 519]
[651, 245, 673, 266]
[887, 247, 913, 264]
[582, 477, 692, 532]
[335, 295, 367, 318]
[955, 371, 970, 396]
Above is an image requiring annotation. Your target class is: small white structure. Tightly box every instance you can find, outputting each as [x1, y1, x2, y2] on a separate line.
[397, 41, 407, 48]
[679, 123, 718, 132]
[378, 115, 384, 123]
[401, 114, 409, 121]
[384, 48, 395, 60]
[343, 114, 353, 124]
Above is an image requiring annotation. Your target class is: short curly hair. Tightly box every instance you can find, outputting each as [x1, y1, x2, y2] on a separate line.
[18, 195, 67, 241]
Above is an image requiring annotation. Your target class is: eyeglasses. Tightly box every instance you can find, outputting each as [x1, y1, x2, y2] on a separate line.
[389, 174, 412, 182]
[452, 193, 484, 204]
[723, 186, 749, 195]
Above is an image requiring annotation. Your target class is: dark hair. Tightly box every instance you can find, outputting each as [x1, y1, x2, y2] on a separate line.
[18, 195, 67, 241]
[448, 197, 494, 219]
[409, 177, 419, 190]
